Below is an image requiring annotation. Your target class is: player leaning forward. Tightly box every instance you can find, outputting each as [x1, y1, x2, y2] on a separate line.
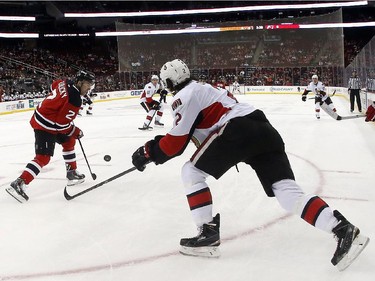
[132, 59, 369, 269]
[6, 70, 95, 203]
[302, 74, 338, 119]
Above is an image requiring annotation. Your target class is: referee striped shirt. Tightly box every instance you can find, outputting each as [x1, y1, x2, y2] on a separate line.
[348, 77, 361, 90]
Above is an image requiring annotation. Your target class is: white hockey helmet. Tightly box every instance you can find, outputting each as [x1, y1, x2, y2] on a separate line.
[160, 59, 190, 87]
[151, 74, 159, 81]
[312, 74, 318, 80]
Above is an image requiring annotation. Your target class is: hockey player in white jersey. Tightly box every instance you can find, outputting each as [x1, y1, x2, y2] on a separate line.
[232, 78, 242, 94]
[302, 74, 338, 119]
[132, 59, 369, 270]
[139, 75, 165, 130]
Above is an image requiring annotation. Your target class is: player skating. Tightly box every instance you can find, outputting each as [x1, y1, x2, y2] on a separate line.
[302, 74, 338, 119]
[232, 78, 242, 95]
[132, 59, 369, 270]
[79, 89, 96, 116]
[6, 70, 96, 203]
[139, 74, 166, 130]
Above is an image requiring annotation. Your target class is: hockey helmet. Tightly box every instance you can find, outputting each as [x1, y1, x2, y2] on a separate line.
[160, 59, 190, 88]
[76, 70, 95, 85]
[151, 74, 159, 81]
[312, 74, 318, 80]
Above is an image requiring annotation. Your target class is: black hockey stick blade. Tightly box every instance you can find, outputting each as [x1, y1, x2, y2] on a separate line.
[64, 166, 137, 200]
[340, 114, 366, 120]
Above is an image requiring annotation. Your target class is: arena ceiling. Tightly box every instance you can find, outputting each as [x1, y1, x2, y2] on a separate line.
[0, 1, 374, 34]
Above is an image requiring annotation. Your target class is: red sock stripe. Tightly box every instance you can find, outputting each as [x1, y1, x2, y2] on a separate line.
[301, 196, 329, 226]
[187, 187, 212, 210]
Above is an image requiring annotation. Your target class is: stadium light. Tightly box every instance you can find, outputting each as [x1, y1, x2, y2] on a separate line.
[0, 16, 36, 21]
[64, 1, 368, 18]
[0, 33, 39, 38]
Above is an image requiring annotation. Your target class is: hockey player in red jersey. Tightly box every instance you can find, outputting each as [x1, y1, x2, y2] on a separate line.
[6, 70, 95, 203]
[132, 59, 369, 270]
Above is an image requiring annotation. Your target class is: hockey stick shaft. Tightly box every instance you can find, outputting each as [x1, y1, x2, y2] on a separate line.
[308, 89, 336, 100]
[340, 114, 366, 120]
[64, 166, 137, 200]
[145, 95, 164, 128]
[78, 138, 97, 180]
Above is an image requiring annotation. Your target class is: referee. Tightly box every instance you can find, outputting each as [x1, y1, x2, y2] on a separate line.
[348, 71, 362, 112]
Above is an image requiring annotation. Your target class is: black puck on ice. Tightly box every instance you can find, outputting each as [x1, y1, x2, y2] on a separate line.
[104, 155, 111, 162]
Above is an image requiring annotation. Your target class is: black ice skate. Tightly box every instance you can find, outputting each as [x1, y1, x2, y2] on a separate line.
[86, 110, 93, 115]
[331, 210, 369, 271]
[154, 120, 164, 127]
[180, 213, 221, 258]
[6, 178, 29, 203]
[67, 170, 85, 186]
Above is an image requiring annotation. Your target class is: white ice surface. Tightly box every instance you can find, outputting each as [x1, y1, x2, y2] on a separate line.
[0, 94, 374, 281]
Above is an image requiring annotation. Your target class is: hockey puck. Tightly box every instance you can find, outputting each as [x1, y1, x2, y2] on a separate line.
[104, 155, 111, 162]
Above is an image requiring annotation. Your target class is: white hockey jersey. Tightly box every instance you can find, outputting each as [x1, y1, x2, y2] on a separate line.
[140, 82, 160, 103]
[158, 81, 255, 158]
[306, 81, 326, 97]
[232, 81, 240, 90]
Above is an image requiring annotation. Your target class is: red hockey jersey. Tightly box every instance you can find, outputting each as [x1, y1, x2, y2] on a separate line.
[30, 80, 82, 135]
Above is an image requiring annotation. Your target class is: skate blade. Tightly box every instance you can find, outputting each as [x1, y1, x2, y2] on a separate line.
[5, 188, 27, 203]
[67, 179, 85, 186]
[179, 246, 221, 258]
[336, 234, 370, 271]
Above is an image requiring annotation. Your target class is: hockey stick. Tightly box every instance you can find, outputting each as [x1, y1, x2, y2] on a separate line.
[340, 114, 366, 120]
[78, 138, 97, 180]
[308, 90, 336, 100]
[64, 166, 137, 200]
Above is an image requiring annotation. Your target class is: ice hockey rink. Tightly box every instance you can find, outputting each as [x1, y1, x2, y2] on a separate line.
[0, 93, 374, 281]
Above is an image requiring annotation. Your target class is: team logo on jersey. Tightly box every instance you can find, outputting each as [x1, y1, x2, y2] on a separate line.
[172, 98, 182, 111]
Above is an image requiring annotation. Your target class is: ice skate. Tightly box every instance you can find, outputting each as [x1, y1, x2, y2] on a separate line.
[86, 110, 93, 116]
[154, 120, 164, 127]
[6, 178, 29, 203]
[67, 170, 85, 186]
[180, 213, 221, 258]
[316, 113, 320, 119]
[331, 210, 369, 271]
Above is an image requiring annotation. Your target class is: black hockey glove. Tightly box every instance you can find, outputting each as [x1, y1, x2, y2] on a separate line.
[149, 100, 161, 110]
[302, 94, 307, 102]
[132, 136, 166, 171]
[132, 146, 152, 171]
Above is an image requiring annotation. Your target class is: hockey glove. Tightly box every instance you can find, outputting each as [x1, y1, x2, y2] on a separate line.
[132, 135, 166, 171]
[302, 94, 307, 102]
[365, 102, 375, 122]
[149, 100, 161, 110]
[132, 146, 152, 171]
[69, 126, 84, 139]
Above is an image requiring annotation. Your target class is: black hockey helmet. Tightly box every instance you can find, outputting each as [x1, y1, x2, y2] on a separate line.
[76, 70, 95, 84]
